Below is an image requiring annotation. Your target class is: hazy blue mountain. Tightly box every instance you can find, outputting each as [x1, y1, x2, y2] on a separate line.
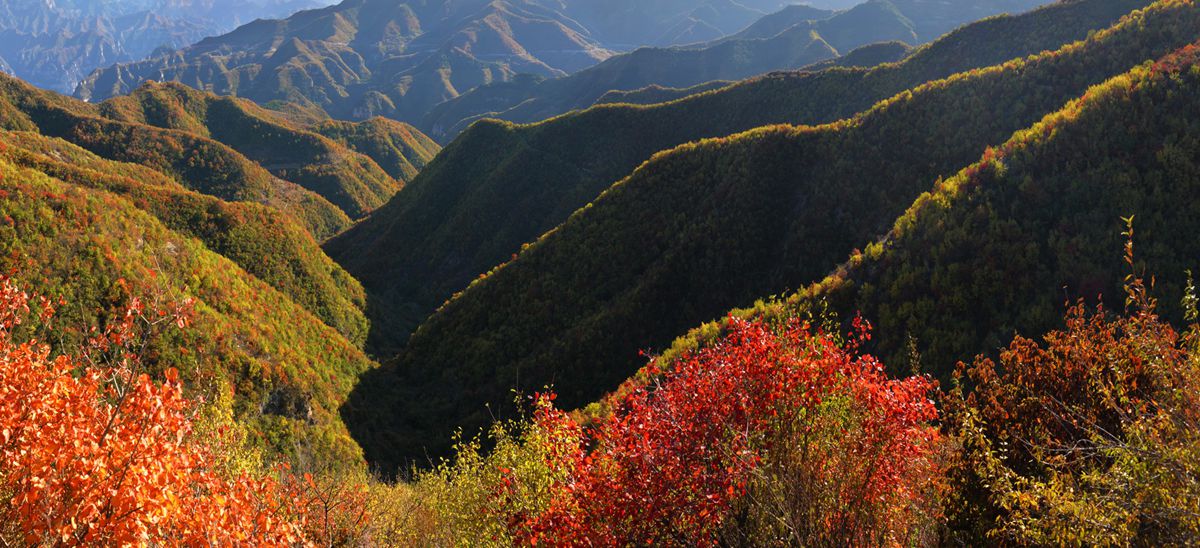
[0, 0, 333, 92]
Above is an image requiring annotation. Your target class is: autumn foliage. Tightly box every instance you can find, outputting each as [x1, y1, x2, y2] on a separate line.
[420, 317, 946, 546]
[945, 231, 1200, 545]
[0, 277, 369, 545]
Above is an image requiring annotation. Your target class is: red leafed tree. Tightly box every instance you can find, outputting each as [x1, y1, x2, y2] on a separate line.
[506, 317, 946, 546]
[0, 277, 309, 545]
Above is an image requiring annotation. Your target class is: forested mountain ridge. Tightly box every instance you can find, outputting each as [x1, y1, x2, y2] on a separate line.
[343, 0, 1195, 470]
[547, 40, 914, 108]
[74, 0, 801, 125]
[0, 75, 438, 236]
[0, 71, 439, 345]
[99, 81, 425, 220]
[312, 117, 441, 182]
[0, 73, 350, 238]
[418, 0, 1047, 141]
[4, 0, 1200, 541]
[0, 140, 378, 465]
[694, 38, 1200, 385]
[340, 0, 1199, 469]
[0, 129, 371, 348]
[326, 0, 1149, 358]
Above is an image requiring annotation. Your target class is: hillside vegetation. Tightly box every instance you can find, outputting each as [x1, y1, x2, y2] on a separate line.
[314, 117, 441, 182]
[327, 0, 1150, 356]
[0, 73, 350, 238]
[0, 74, 441, 346]
[0, 153, 377, 464]
[0, 130, 370, 346]
[740, 40, 1200, 382]
[340, 0, 1200, 468]
[100, 82, 420, 219]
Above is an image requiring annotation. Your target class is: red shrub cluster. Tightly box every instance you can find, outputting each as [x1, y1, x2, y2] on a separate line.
[502, 317, 944, 545]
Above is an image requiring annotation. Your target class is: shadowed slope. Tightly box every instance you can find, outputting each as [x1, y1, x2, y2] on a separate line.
[327, 0, 1150, 357]
[342, 0, 1198, 470]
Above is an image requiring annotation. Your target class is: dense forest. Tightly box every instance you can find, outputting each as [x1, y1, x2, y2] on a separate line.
[342, 0, 1200, 468]
[327, 0, 1150, 355]
[2, 0, 1200, 543]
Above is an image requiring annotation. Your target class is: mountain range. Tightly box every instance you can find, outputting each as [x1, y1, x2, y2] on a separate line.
[2, 0, 1200, 541]
[0, 0, 335, 93]
[76, 0, 820, 125]
[3, 0, 1200, 540]
[419, 0, 1048, 141]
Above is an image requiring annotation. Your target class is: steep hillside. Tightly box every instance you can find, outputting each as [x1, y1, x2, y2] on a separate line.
[100, 81, 412, 219]
[420, 0, 1044, 140]
[340, 0, 1200, 468]
[0, 73, 352, 239]
[0, 130, 370, 347]
[313, 117, 441, 182]
[729, 42, 1200, 382]
[0, 75, 437, 237]
[327, 0, 1149, 356]
[0, 72, 438, 345]
[0, 150, 377, 465]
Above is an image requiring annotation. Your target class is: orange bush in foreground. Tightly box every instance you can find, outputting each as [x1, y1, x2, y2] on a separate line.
[0, 278, 309, 545]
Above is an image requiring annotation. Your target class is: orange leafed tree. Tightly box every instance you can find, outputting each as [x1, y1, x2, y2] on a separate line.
[0, 277, 310, 545]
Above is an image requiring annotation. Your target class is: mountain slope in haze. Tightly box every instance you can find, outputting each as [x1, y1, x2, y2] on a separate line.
[592, 40, 914, 108]
[0, 145, 377, 465]
[339, 0, 1197, 469]
[75, 0, 792, 125]
[0, 0, 333, 94]
[326, 0, 1149, 357]
[420, 0, 1046, 141]
[705, 3, 837, 44]
[555, 0, 812, 48]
